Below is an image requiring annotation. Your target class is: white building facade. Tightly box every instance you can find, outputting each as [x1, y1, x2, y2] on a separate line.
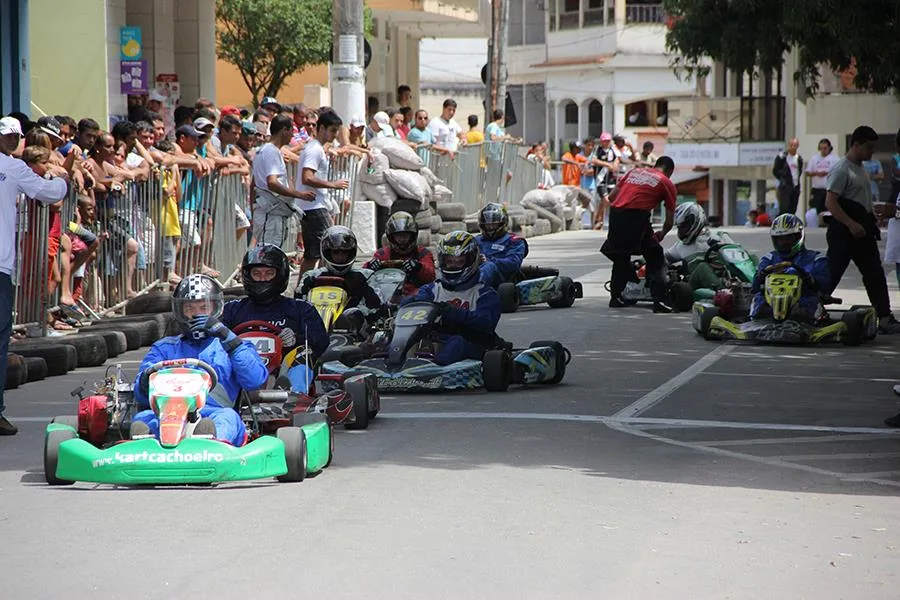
[505, 0, 699, 153]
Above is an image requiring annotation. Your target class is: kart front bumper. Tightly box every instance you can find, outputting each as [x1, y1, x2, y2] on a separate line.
[321, 358, 484, 393]
[50, 424, 290, 484]
[707, 316, 847, 344]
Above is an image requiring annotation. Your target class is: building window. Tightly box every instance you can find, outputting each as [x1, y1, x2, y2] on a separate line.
[548, 0, 557, 30]
[625, 99, 668, 128]
[587, 100, 603, 138]
[584, 0, 610, 26]
[625, 0, 665, 24]
[564, 101, 579, 124]
[560, 0, 579, 30]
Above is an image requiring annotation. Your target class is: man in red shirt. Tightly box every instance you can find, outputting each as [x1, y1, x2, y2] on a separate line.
[601, 156, 677, 312]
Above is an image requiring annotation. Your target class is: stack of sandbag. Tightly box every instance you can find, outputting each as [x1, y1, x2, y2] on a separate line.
[550, 185, 591, 230]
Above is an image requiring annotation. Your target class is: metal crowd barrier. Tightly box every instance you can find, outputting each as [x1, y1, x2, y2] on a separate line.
[12, 195, 50, 336]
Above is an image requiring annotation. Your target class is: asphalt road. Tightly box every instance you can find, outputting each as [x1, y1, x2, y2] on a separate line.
[3, 227, 900, 599]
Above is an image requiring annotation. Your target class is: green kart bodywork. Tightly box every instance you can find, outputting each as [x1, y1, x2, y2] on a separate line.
[44, 416, 331, 486]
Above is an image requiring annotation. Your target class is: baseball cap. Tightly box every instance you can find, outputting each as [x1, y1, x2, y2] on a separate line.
[175, 124, 202, 139]
[261, 96, 280, 109]
[373, 111, 390, 127]
[193, 117, 215, 131]
[0, 116, 23, 136]
[36, 116, 63, 141]
[241, 121, 257, 135]
[612, 133, 625, 141]
[349, 116, 365, 128]
[148, 89, 166, 103]
[220, 105, 241, 117]
[599, 132, 612, 142]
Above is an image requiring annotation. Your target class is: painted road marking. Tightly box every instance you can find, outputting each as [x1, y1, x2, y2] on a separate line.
[696, 433, 900, 447]
[703, 371, 898, 384]
[771, 452, 900, 461]
[611, 344, 736, 419]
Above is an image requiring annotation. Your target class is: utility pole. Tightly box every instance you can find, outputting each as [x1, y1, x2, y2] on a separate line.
[330, 0, 365, 124]
[495, 0, 509, 116]
[488, 0, 501, 114]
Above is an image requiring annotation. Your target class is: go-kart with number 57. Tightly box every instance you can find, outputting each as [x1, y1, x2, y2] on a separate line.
[43, 358, 331, 486]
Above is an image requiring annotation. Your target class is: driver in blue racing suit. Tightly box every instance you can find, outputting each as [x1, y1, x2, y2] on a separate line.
[750, 214, 830, 321]
[475, 203, 527, 288]
[222, 244, 329, 362]
[404, 230, 501, 365]
[130, 274, 269, 446]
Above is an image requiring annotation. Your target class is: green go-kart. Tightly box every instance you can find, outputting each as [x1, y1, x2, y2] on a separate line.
[43, 358, 332, 486]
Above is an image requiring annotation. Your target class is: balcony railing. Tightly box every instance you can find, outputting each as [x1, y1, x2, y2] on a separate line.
[625, 3, 665, 24]
[667, 96, 785, 143]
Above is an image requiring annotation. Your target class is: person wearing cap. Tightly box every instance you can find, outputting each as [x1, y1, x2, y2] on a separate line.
[296, 110, 350, 273]
[147, 89, 166, 114]
[252, 113, 316, 249]
[366, 111, 394, 143]
[261, 96, 281, 114]
[0, 116, 70, 435]
[335, 116, 372, 160]
[237, 120, 261, 162]
[589, 132, 620, 229]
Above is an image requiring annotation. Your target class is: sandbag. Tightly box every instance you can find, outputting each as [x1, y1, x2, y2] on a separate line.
[414, 208, 433, 228]
[384, 169, 429, 208]
[433, 184, 454, 202]
[522, 188, 563, 210]
[369, 137, 425, 171]
[419, 166, 444, 189]
[358, 150, 390, 185]
[360, 180, 397, 208]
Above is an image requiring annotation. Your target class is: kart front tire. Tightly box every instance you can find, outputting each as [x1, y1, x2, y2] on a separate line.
[276, 427, 307, 483]
[51, 415, 80, 429]
[698, 306, 720, 340]
[343, 378, 370, 430]
[483, 350, 511, 392]
[44, 427, 77, 485]
[498, 282, 520, 313]
[547, 276, 577, 309]
[840, 311, 864, 346]
[669, 282, 695, 313]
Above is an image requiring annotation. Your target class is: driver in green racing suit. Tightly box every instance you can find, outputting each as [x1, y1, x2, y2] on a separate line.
[664, 203, 732, 290]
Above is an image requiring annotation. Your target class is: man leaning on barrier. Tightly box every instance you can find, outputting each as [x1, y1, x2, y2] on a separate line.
[0, 116, 70, 436]
[251, 114, 315, 251]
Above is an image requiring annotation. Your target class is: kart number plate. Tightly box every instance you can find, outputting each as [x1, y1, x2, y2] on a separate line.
[398, 308, 429, 322]
[311, 289, 344, 304]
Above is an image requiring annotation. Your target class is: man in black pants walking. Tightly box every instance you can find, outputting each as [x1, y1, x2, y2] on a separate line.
[825, 125, 900, 334]
[602, 156, 677, 313]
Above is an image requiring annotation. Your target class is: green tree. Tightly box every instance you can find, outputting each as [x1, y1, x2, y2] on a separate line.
[217, 0, 373, 106]
[663, 0, 900, 95]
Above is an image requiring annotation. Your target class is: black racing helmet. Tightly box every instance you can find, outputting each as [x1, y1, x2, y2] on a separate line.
[437, 230, 481, 289]
[478, 203, 509, 241]
[241, 244, 289, 303]
[172, 274, 224, 340]
[385, 211, 418, 255]
[321, 225, 358, 275]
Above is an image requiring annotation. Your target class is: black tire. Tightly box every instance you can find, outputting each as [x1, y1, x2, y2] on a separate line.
[368, 409, 379, 420]
[58, 334, 108, 368]
[547, 276, 577, 309]
[124, 292, 172, 315]
[292, 412, 327, 427]
[698, 306, 720, 340]
[482, 349, 511, 392]
[108, 313, 169, 338]
[81, 324, 141, 351]
[850, 307, 878, 341]
[70, 330, 126, 357]
[7, 343, 76, 376]
[5, 354, 26, 389]
[44, 427, 77, 485]
[339, 347, 366, 367]
[343, 378, 370, 430]
[498, 282, 520, 313]
[841, 311, 864, 346]
[276, 427, 307, 482]
[51, 415, 79, 429]
[521, 265, 559, 279]
[529, 340, 567, 384]
[24, 357, 48, 382]
[669, 281, 695, 313]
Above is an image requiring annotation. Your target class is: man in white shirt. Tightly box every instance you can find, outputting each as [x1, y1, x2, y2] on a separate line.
[252, 114, 315, 250]
[365, 111, 394, 143]
[427, 98, 463, 157]
[0, 117, 69, 436]
[804, 138, 839, 216]
[295, 109, 349, 274]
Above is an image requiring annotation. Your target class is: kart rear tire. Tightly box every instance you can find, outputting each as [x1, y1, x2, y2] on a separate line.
[547, 276, 577, 309]
[343, 378, 370, 430]
[482, 350, 511, 392]
[840, 311, 864, 346]
[529, 341, 568, 384]
[44, 427, 77, 485]
[292, 412, 327, 427]
[850, 307, 878, 341]
[698, 306, 720, 340]
[669, 282, 695, 313]
[24, 357, 48, 382]
[498, 282, 520, 313]
[276, 427, 307, 483]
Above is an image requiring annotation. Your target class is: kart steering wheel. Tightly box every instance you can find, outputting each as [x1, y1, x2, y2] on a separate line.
[233, 320, 283, 335]
[139, 358, 218, 393]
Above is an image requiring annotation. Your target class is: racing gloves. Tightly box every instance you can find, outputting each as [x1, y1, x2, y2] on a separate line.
[402, 259, 421, 275]
[190, 315, 242, 352]
[367, 258, 382, 272]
